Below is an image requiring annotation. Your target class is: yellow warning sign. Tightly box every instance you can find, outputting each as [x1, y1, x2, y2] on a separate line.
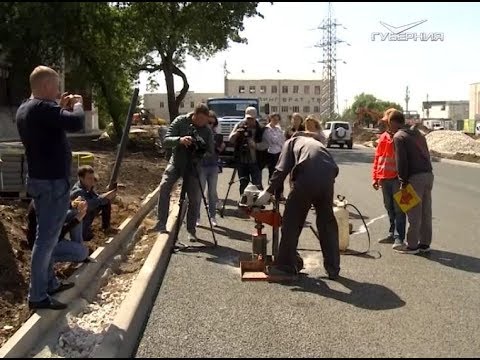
[394, 184, 421, 213]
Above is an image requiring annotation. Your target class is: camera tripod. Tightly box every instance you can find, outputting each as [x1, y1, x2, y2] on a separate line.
[171, 156, 218, 252]
[218, 164, 249, 218]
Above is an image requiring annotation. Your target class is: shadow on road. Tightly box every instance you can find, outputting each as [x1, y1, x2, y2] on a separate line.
[420, 250, 480, 273]
[197, 224, 251, 242]
[329, 148, 374, 165]
[174, 239, 249, 269]
[287, 275, 406, 311]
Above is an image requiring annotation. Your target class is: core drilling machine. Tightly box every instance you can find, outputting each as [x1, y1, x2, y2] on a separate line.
[238, 185, 303, 282]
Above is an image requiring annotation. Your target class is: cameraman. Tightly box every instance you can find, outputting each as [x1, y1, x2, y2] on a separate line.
[154, 104, 214, 243]
[228, 107, 264, 196]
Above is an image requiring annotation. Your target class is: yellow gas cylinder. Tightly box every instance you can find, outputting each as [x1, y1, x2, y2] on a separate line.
[333, 198, 350, 251]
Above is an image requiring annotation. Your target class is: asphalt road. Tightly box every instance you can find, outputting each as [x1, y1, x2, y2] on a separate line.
[136, 145, 480, 358]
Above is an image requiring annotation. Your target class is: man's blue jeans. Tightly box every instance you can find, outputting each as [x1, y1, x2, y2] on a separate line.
[53, 209, 88, 263]
[380, 178, 406, 241]
[198, 165, 219, 220]
[27, 178, 70, 302]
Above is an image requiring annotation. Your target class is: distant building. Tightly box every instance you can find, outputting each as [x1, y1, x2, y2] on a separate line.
[469, 82, 480, 121]
[143, 91, 224, 121]
[422, 100, 468, 120]
[224, 78, 327, 125]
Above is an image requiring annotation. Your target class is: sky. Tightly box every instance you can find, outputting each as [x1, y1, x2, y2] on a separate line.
[138, 2, 480, 114]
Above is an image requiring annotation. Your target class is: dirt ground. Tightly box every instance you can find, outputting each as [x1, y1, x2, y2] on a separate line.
[0, 136, 167, 347]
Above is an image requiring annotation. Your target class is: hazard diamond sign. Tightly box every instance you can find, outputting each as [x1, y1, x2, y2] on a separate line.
[394, 184, 421, 213]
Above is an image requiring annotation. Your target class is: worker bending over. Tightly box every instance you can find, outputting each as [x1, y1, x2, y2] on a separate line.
[255, 130, 341, 279]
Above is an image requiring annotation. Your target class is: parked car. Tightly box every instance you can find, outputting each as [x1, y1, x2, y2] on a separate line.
[323, 121, 353, 149]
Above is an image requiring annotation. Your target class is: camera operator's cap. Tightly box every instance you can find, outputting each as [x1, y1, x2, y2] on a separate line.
[245, 106, 257, 120]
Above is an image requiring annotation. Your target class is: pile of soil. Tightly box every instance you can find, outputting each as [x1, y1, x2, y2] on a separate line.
[0, 140, 167, 347]
[352, 125, 379, 143]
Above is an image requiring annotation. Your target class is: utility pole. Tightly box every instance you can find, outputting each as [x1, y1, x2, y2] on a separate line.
[223, 61, 229, 96]
[315, 2, 349, 121]
[426, 93, 430, 118]
[405, 86, 410, 113]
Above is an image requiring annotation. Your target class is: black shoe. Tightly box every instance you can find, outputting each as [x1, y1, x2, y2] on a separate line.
[418, 244, 431, 253]
[328, 273, 339, 281]
[378, 235, 395, 244]
[29, 297, 68, 310]
[266, 264, 298, 276]
[47, 282, 75, 296]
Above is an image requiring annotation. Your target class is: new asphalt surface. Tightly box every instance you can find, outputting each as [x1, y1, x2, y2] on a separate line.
[136, 145, 480, 358]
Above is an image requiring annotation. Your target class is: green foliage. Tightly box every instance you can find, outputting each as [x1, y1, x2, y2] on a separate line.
[0, 2, 142, 140]
[0, 2, 262, 135]
[343, 93, 404, 126]
[128, 2, 263, 121]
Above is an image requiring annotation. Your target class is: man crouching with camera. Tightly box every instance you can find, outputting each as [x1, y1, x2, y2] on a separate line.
[228, 107, 265, 198]
[153, 103, 214, 243]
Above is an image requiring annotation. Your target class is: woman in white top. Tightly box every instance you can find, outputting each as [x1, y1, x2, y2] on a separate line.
[262, 113, 286, 198]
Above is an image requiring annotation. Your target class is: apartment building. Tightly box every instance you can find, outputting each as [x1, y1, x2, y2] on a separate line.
[224, 78, 326, 124]
[143, 91, 224, 120]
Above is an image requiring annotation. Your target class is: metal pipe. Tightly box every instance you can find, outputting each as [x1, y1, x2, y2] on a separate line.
[107, 88, 139, 191]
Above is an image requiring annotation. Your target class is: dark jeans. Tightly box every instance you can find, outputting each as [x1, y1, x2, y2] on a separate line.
[380, 178, 406, 241]
[237, 163, 262, 195]
[277, 183, 340, 276]
[83, 202, 112, 241]
[267, 152, 284, 196]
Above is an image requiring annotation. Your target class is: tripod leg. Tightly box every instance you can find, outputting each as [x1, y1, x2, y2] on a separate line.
[171, 180, 189, 253]
[219, 166, 237, 218]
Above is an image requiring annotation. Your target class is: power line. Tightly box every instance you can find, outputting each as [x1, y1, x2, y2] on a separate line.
[314, 2, 349, 120]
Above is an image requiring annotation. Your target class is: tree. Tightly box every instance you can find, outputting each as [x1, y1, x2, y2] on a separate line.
[0, 3, 143, 140]
[128, 2, 263, 121]
[345, 93, 404, 127]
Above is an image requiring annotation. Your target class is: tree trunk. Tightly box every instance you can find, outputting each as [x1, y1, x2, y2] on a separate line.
[172, 64, 189, 110]
[163, 58, 177, 122]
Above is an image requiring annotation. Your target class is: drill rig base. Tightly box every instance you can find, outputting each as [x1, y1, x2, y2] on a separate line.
[238, 204, 297, 282]
[240, 255, 297, 282]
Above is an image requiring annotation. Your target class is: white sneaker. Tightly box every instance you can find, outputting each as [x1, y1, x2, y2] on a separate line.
[196, 220, 201, 227]
[211, 218, 218, 227]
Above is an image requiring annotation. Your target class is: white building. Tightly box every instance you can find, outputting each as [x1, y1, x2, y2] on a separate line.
[224, 78, 326, 124]
[143, 91, 223, 121]
[143, 75, 328, 125]
[422, 100, 469, 121]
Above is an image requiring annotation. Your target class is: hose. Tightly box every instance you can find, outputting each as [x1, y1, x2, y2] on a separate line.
[343, 203, 380, 258]
[309, 202, 381, 259]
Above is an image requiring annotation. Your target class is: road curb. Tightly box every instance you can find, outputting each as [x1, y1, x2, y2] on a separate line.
[0, 186, 160, 359]
[430, 156, 480, 168]
[90, 203, 180, 358]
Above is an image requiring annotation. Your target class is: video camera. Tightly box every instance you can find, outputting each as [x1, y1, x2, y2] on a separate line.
[238, 124, 253, 138]
[188, 124, 208, 158]
[235, 123, 254, 154]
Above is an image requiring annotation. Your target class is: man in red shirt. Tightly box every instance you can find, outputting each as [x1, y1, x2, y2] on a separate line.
[372, 108, 406, 249]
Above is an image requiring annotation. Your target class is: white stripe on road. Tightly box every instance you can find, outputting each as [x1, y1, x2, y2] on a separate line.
[352, 214, 387, 235]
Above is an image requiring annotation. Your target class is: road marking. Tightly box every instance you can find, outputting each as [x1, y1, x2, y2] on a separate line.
[352, 214, 387, 235]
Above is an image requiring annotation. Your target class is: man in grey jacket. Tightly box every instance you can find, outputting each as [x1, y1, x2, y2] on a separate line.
[390, 110, 434, 254]
[154, 104, 214, 242]
[255, 131, 340, 279]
